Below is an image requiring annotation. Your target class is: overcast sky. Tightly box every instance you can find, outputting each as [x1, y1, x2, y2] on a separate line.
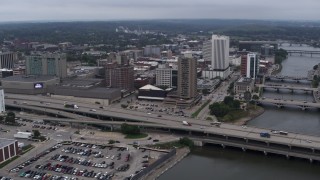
[0, 0, 319, 22]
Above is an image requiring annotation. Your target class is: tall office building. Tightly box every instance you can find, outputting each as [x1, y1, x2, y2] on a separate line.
[0, 52, 17, 69]
[202, 35, 230, 79]
[240, 53, 259, 78]
[105, 63, 134, 91]
[177, 57, 197, 99]
[155, 64, 177, 88]
[26, 53, 67, 78]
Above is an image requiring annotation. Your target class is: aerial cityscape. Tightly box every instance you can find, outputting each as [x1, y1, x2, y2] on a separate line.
[0, 0, 320, 180]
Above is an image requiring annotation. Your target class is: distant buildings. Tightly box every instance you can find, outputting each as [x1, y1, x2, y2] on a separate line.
[240, 53, 259, 78]
[143, 45, 161, 57]
[202, 35, 230, 79]
[239, 41, 278, 53]
[105, 62, 134, 92]
[26, 53, 67, 78]
[0, 52, 17, 69]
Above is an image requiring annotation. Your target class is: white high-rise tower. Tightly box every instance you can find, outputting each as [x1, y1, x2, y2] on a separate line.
[202, 35, 230, 79]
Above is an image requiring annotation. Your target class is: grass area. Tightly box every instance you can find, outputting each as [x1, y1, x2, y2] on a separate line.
[0, 156, 20, 169]
[147, 141, 185, 149]
[21, 144, 35, 155]
[125, 133, 148, 139]
[191, 100, 211, 118]
[219, 109, 249, 122]
[206, 117, 213, 121]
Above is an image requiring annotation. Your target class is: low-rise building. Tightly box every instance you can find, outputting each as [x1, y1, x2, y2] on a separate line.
[0, 138, 19, 164]
[234, 77, 255, 96]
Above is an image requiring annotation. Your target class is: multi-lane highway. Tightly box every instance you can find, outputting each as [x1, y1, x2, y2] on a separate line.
[5, 93, 320, 149]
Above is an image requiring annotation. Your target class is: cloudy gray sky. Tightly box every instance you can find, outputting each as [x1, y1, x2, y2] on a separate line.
[0, 0, 319, 22]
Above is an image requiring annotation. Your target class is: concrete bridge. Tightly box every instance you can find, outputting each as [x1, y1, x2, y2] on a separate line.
[265, 75, 310, 81]
[258, 84, 317, 93]
[287, 50, 320, 57]
[257, 98, 320, 110]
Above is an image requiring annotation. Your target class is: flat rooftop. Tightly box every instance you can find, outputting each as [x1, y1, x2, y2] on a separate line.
[2, 75, 58, 82]
[0, 138, 16, 148]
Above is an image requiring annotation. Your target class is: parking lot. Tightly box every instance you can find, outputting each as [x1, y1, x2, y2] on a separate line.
[7, 141, 167, 180]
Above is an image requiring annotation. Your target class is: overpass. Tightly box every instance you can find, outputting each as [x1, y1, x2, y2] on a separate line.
[256, 98, 320, 110]
[5, 94, 320, 162]
[258, 84, 317, 93]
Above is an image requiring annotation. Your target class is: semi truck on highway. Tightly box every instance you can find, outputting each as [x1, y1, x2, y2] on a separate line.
[14, 132, 32, 139]
[64, 104, 79, 109]
[182, 121, 191, 126]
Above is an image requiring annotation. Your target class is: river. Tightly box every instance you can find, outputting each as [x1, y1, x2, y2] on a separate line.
[158, 44, 320, 180]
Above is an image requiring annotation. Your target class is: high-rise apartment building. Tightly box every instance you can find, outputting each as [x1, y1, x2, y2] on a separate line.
[177, 57, 197, 99]
[105, 63, 134, 91]
[202, 35, 230, 79]
[26, 53, 67, 78]
[0, 52, 17, 69]
[240, 53, 259, 78]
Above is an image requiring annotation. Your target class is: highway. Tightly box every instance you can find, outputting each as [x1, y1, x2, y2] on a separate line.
[5, 94, 320, 153]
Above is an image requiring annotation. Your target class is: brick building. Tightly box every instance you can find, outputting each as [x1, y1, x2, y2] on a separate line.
[0, 138, 19, 164]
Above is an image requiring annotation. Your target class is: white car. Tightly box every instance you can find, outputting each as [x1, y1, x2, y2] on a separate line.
[56, 134, 62, 137]
[90, 109, 97, 112]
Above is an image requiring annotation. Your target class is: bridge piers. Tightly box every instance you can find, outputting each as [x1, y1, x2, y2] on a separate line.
[221, 144, 225, 149]
[286, 154, 290, 160]
[242, 147, 246, 152]
[263, 151, 268, 156]
[310, 159, 313, 163]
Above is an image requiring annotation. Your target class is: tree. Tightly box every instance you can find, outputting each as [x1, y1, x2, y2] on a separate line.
[313, 65, 318, 70]
[209, 103, 230, 117]
[223, 96, 234, 107]
[232, 100, 241, 109]
[252, 95, 260, 100]
[202, 89, 210, 96]
[5, 111, 16, 124]
[33, 130, 41, 138]
[121, 123, 140, 135]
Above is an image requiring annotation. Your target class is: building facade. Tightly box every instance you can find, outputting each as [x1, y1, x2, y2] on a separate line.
[105, 63, 134, 92]
[0, 89, 5, 113]
[0, 52, 17, 69]
[26, 53, 67, 78]
[177, 57, 197, 99]
[234, 77, 255, 95]
[0, 138, 19, 164]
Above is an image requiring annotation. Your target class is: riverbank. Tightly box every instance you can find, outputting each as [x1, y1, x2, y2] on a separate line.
[143, 147, 190, 180]
[231, 106, 265, 126]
